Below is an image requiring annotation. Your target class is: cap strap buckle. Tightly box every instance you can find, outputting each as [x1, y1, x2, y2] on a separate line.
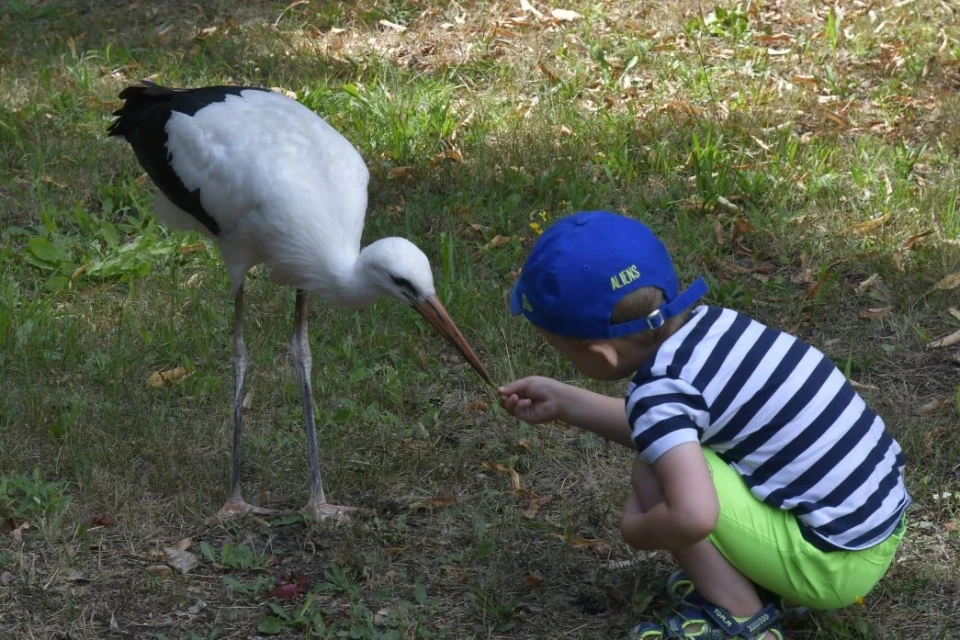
[645, 309, 665, 331]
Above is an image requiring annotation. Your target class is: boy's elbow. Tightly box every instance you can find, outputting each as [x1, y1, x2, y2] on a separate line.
[676, 504, 718, 544]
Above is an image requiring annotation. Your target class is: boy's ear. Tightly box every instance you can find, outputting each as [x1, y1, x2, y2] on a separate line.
[586, 341, 621, 369]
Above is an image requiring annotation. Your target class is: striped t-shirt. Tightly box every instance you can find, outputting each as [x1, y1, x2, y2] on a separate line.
[626, 306, 910, 552]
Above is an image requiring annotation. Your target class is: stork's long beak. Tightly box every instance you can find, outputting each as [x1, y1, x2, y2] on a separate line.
[413, 295, 494, 388]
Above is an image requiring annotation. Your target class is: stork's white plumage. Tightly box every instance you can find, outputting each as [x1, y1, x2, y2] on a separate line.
[109, 81, 492, 521]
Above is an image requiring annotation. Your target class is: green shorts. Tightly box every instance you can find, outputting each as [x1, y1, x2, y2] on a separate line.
[703, 448, 906, 610]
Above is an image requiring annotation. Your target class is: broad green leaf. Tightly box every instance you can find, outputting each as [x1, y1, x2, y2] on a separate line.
[257, 616, 285, 635]
[26, 237, 66, 265]
[99, 223, 119, 249]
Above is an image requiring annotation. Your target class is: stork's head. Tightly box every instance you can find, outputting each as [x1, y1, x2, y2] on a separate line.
[362, 237, 493, 387]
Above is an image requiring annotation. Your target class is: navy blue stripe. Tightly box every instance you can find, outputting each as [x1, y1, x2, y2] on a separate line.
[764, 409, 877, 506]
[810, 462, 901, 537]
[724, 355, 834, 464]
[663, 306, 725, 379]
[793, 434, 895, 516]
[709, 339, 811, 446]
[631, 307, 715, 382]
[708, 325, 780, 423]
[746, 383, 857, 486]
[632, 415, 701, 452]
[843, 499, 907, 548]
[628, 391, 708, 427]
[692, 312, 752, 392]
[797, 524, 844, 551]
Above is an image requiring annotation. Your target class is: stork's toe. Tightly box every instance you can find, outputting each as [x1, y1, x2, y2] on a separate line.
[301, 500, 372, 523]
[211, 499, 276, 522]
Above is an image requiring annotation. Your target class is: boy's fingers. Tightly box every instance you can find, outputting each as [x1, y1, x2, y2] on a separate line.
[497, 377, 534, 395]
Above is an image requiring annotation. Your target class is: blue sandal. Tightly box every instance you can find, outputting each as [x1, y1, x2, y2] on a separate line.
[667, 570, 809, 618]
[631, 602, 783, 639]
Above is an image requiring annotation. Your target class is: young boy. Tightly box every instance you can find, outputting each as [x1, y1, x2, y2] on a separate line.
[498, 211, 909, 639]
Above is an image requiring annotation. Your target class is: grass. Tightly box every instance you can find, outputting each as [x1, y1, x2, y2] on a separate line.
[1, 0, 959, 637]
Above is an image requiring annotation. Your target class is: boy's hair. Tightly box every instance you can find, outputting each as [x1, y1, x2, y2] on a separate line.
[610, 286, 689, 343]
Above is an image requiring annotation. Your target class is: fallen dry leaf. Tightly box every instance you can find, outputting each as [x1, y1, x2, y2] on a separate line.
[520, 0, 545, 19]
[554, 534, 612, 555]
[163, 547, 199, 575]
[196, 25, 217, 39]
[802, 260, 842, 301]
[949, 307, 960, 323]
[859, 307, 890, 320]
[148, 366, 190, 388]
[522, 493, 553, 519]
[901, 231, 931, 250]
[146, 565, 172, 578]
[378, 19, 406, 31]
[481, 461, 522, 491]
[464, 401, 489, 413]
[266, 571, 309, 599]
[857, 273, 881, 293]
[933, 272, 960, 291]
[266, 582, 302, 600]
[242, 390, 253, 410]
[929, 329, 960, 349]
[9, 521, 29, 544]
[269, 87, 297, 100]
[524, 570, 544, 588]
[792, 74, 818, 86]
[70, 264, 88, 285]
[443, 148, 464, 164]
[41, 174, 68, 188]
[755, 33, 796, 45]
[483, 235, 512, 250]
[173, 537, 192, 552]
[387, 166, 414, 180]
[852, 214, 890, 233]
[178, 242, 205, 255]
[408, 491, 457, 510]
[849, 380, 879, 392]
[551, 8, 582, 21]
[84, 514, 116, 527]
[918, 397, 950, 417]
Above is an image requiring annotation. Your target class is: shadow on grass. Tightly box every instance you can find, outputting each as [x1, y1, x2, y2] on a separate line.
[1, 2, 959, 638]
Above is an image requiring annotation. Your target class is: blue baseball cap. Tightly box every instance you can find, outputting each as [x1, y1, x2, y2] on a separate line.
[509, 211, 708, 339]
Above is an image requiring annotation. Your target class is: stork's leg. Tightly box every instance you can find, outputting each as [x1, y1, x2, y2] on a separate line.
[215, 285, 275, 519]
[292, 290, 370, 523]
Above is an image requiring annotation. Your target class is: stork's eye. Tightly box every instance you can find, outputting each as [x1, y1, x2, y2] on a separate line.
[390, 275, 416, 296]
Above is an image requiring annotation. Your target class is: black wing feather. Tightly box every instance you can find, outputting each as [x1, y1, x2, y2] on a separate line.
[108, 80, 270, 236]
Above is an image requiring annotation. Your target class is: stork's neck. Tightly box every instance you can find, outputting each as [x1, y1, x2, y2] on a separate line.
[329, 245, 386, 309]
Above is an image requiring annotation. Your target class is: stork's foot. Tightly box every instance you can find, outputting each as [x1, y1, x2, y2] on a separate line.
[213, 499, 276, 521]
[301, 499, 373, 523]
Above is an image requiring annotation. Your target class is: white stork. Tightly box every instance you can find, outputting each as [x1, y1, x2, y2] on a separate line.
[108, 81, 492, 522]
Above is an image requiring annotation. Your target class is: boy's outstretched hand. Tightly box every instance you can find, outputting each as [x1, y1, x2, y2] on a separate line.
[497, 376, 566, 424]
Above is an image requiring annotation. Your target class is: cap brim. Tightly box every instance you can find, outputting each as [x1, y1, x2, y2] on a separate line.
[509, 282, 525, 316]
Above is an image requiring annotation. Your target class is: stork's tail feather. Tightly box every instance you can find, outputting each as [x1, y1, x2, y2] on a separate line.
[107, 80, 182, 138]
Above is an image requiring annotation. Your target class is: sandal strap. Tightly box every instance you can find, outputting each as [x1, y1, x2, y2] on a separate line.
[700, 603, 780, 638]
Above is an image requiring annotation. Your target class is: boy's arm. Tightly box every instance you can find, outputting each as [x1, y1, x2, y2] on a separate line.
[620, 442, 719, 549]
[556, 385, 636, 449]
